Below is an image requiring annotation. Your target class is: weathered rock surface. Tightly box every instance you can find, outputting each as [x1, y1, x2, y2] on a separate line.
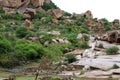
[47, 31, 61, 36]
[79, 70, 112, 78]
[24, 19, 33, 30]
[51, 9, 63, 19]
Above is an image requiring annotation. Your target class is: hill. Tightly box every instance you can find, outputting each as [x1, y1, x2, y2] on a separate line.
[0, 0, 120, 68]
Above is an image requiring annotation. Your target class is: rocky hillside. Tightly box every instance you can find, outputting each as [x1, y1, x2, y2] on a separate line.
[0, 0, 120, 69]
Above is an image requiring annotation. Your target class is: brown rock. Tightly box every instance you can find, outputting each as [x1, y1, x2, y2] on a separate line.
[52, 9, 63, 19]
[3, 7, 16, 14]
[23, 13, 31, 19]
[45, 0, 51, 4]
[25, 8, 36, 18]
[113, 19, 120, 25]
[24, 19, 32, 30]
[52, 19, 59, 23]
[31, 0, 45, 8]
[84, 19, 93, 27]
[36, 7, 45, 13]
[84, 10, 93, 19]
[0, 0, 21, 8]
[106, 30, 120, 43]
[63, 19, 75, 24]
[8, 0, 22, 8]
[17, 0, 30, 14]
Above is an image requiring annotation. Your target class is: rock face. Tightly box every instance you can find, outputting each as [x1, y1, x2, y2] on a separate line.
[17, 0, 30, 14]
[84, 10, 93, 19]
[31, 0, 45, 7]
[0, 0, 21, 8]
[51, 9, 63, 19]
[113, 19, 120, 25]
[107, 30, 120, 43]
[3, 7, 16, 14]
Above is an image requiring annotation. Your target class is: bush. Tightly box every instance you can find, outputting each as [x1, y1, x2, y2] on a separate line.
[76, 41, 90, 49]
[16, 27, 31, 38]
[0, 55, 19, 68]
[1, 14, 23, 20]
[0, 36, 12, 54]
[42, 1, 58, 11]
[46, 44, 73, 61]
[14, 39, 46, 60]
[98, 43, 104, 48]
[106, 46, 119, 55]
[35, 11, 45, 19]
[65, 54, 77, 63]
[42, 14, 53, 24]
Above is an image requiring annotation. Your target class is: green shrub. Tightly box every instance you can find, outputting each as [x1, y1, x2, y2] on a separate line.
[0, 8, 5, 13]
[98, 43, 104, 48]
[76, 16, 86, 26]
[1, 14, 23, 20]
[42, 1, 58, 11]
[0, 36, 12, 54]
[42, 14, 53, 24]
[35, 11, 45, 19]
[83, 34, 89, 41]
[101, 18, 112, 31]
[76, 41, 90, 49]
[14, 39, 46, 60]
[65, 54, 77, 63]
[106, 46, 119, 55]
[16, 27, 31, 38]
[46, 44, 73, 61]
[0, 55, 19, 68]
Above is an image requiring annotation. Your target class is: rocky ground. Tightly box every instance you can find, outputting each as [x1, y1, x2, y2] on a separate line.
[59, 38, 120, 79]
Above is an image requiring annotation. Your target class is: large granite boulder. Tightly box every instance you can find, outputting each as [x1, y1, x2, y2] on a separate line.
[31, 0, 45, 8]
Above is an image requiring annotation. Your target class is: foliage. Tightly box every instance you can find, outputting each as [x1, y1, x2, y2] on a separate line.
[46, 43, 73, 61]
[76, 41, 90, 49]
[42, 1, 58, 11]
[101, 18, 112, 31]
[76, 16, 87, 26]
[98, 43, 104, 48]
[65, 54, 77, 63]
[0, 8, 5, 13]
[1, 13, 23, 20]
[14, 39, 45, 60]
[106, 46, 119, 55]
[0, 36, 12, 54]
[16, 27, 31, 38]
[35, 11, 45, 19]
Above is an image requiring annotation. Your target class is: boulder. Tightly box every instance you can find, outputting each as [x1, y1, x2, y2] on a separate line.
[3, 7, 16, 14]
[36, 7, 46, 13]
[25, 8, 36, 18]
[24, 19, 32, 30]
[8, 0, 21, 8]
[23, 13, 31, 19]
[51, 9, 63, 19]
[113, 19, 120, 25]
[1, 0, 9, 7]
[17, 0, 30, 14]
[84, 20, 93, 28]
[31, 0, 45, 8]
[84, 10, 93, 19]
[107, 30, 120, 43]
[52, 19, 59, 23]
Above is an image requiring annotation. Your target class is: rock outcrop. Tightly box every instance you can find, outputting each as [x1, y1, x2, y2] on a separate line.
[106, 30, 120, 43]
